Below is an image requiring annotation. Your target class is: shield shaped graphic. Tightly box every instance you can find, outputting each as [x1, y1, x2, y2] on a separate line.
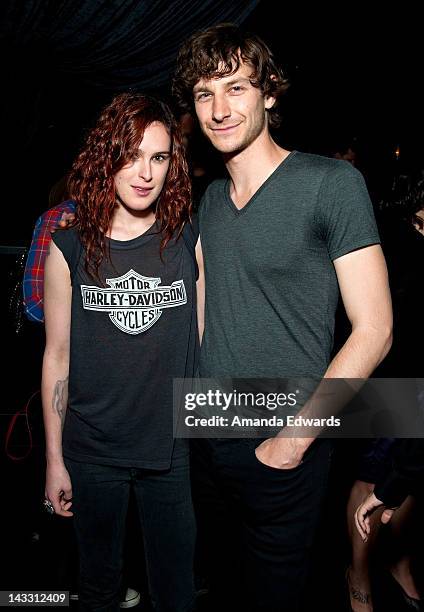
[106, 270, 162, 334]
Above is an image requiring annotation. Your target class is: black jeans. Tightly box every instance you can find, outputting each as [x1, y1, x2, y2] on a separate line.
[65, 443, 196, 612]
[191, 437, 332, 612]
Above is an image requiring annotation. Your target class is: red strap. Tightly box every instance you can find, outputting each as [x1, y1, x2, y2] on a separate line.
[5, 390, 40, 461]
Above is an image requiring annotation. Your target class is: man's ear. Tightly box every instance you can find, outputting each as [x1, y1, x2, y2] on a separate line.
[264, 95, 276, 110]
[265, 74, 277, 109]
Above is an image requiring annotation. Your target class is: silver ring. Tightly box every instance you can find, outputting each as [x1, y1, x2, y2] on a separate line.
[43, 499, 55, 515]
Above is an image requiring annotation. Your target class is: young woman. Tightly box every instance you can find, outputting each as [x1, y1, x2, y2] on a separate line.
[42, 93, 203, 612]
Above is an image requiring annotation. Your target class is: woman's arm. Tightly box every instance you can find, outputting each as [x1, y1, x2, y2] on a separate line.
[195, 237, 205, 344]
[42, 240, 73, 517]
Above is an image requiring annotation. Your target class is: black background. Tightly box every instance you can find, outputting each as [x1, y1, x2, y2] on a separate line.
[1, 3, 423, 609]
[0, 2, 422, 244]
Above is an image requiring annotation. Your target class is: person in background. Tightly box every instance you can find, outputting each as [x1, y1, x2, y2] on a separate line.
[346, 167, 424, 612]
[331, 139, 358, 167]
[355, 438, 424, 534]
[355, 437, 424, 610]
[23, 198, 75, 323]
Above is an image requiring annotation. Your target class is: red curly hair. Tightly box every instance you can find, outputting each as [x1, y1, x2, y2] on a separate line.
[67, 93, 192, 280]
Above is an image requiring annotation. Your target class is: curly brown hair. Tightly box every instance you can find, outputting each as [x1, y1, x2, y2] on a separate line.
[67, 93, 191, 281]
[173, 23, 289, 129]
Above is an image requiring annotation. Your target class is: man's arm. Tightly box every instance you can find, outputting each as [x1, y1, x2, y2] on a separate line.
[327, 244, 392, 377]
[42, 240, 73, 516]
[256, 244, 393, 468]
[195, 237, 205, 343]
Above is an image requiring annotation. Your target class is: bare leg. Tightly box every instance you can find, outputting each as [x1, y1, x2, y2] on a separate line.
[347, 480, 383, 612]
[387, 496, 421, 600]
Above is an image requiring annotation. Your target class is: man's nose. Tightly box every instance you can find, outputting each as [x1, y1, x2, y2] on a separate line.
[212, 94, 231, 122]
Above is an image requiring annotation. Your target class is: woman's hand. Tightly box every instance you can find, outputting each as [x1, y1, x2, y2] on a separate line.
[45, 460, 73, 517]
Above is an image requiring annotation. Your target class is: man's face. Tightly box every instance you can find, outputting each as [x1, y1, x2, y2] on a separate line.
[193, 61, 275, 154]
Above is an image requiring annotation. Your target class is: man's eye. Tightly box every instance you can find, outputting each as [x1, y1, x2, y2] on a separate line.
[230, 86, 244, 93]
[196, 92, 211, 101]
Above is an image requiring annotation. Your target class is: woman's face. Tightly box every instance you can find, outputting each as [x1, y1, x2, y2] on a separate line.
[114, 121, 171, 212]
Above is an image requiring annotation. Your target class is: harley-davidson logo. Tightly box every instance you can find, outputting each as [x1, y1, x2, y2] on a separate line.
[81, 269, 187, 334]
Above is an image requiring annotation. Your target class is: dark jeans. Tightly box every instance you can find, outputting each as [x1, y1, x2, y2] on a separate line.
[191, 438, 332, 612]
[65, 443, 196, 612]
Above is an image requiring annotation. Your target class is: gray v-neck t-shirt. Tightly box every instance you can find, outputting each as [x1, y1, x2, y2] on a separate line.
[198, 151, 380, 378]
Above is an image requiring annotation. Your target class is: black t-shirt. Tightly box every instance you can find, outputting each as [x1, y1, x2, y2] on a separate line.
[52, 221, 199, 469]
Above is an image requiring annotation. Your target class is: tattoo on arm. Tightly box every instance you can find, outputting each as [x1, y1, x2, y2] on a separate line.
[52, 377, 69, 428]
[350, 585, 370, 604]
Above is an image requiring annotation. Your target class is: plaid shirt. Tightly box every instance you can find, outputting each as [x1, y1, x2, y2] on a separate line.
[23, 200, 76, 322]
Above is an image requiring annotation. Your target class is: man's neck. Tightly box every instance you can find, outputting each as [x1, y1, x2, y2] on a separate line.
[224, 132, 291, 210]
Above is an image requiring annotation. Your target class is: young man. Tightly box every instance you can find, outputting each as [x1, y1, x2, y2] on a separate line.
[173, 23, 393, 610]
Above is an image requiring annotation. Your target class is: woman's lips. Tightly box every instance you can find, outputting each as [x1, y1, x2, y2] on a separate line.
[131, 186, 154, 196]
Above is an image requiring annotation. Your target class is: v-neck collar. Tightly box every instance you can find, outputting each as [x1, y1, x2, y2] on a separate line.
[223, 150, 297, 216]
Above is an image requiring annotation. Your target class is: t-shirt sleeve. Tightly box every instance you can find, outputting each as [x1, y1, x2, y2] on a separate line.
[182, 215, 200, 279]
[188, 213, 199, 243]
[51, 227, 82, 283]
[197, 194, 206, 233]
[316, 162, 380, 261]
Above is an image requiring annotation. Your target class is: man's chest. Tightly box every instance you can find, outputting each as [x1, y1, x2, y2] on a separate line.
[201, 200, 324, 278]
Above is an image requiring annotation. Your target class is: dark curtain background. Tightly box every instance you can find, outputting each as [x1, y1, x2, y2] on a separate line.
[1, 2, 423, 247]
[1, 3, 423, 244]
[0, 0, 259, 243]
